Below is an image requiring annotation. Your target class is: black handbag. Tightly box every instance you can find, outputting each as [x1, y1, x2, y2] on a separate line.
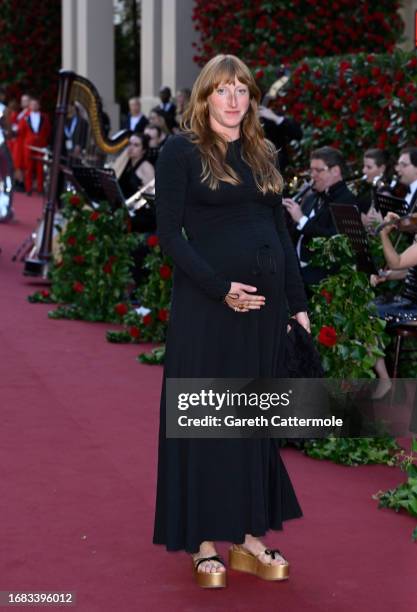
[284, 318, 324, 378]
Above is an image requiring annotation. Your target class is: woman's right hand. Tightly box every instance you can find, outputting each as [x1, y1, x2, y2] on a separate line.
[224, 282, 266, 313]
[381, 211, 400, 235]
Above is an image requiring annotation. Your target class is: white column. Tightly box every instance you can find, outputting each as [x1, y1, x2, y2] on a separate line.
[141, 0, 200, 113]
[161, 0, 200, 96]
[141, 0, 162, 114]
[61, 0, 119, 133]
[399, 0, 417, 51]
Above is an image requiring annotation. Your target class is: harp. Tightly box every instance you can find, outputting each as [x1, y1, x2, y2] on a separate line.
[24, 69, 131, 277]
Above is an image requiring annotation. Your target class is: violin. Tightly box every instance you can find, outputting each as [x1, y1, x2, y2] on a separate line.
[374, 213, 417, 235]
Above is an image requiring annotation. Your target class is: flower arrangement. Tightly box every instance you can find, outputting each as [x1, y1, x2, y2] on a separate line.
[309, 234, 388, 378]
[106, 233, 172, 364]
[192, 1, 403, 69]
[271, 50, 417, 169]
[44, 192, 139, 322]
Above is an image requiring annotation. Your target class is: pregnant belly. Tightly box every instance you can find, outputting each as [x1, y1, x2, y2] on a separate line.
[191, 224, 286, 295]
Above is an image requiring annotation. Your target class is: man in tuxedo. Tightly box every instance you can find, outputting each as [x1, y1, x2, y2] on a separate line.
[283, 146, 358, 287]
[158, 86, 176, 122]
[121, 97, 148, 134]
[19, 97, 51, 194]
[396, 147, 417, 211]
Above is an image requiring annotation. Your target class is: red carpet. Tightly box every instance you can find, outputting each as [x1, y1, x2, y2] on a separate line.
[0, 194, 416, 612]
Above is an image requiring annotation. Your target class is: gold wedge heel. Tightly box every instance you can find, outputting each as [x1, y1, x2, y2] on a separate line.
[229, 545, 289, 581]
[192, 554, 227, 588]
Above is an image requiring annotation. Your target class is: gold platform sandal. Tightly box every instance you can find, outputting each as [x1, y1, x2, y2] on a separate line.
[229, 545, 289, 581]
[192, 554, 227, 588]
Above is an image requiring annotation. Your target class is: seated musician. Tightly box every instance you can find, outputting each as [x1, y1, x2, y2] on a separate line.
[143, 124, 167, 166]
[359, 148, 392, 225]
[395, 147, 417, 212]
[283, 146, 358, 287]
[113, 133, 155, 200]
[112, 133, 156, 287]
[369, 212, 417, 397]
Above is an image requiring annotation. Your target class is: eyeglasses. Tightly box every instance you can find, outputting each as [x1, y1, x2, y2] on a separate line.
[309, 166, 330, 174]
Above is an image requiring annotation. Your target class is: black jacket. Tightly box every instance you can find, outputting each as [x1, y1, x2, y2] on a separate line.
[293, 180, 358, 286]
[121, 114, 149, 134]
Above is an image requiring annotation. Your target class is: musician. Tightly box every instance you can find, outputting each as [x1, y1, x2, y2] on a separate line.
[112, 133, 156, 285]
[258, 103, 302, 171]
[113, 133, 154, 200]
[359, 149, 392, 223]
[396, 147, 417, 212]
[144, 124, 167, 166]
[149, 108, 171, 135]
[283, 146, 358, 287]
[368, 212, 417, 397]
[121, 97, 149, 134]
[19, 97, 51, 195]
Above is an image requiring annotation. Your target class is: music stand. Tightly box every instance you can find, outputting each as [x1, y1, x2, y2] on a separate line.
[330, 203, 378, 275]
[72, 166, 125, 210]
[375, 193, 409, 217]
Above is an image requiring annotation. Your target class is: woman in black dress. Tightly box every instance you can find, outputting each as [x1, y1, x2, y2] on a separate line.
[153, 54, 310, 588]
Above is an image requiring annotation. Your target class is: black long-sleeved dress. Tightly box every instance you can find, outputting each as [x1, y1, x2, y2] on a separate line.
[153, 134, 308, 553]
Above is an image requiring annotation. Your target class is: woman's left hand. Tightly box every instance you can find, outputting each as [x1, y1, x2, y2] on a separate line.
[292, 311, 311, 334]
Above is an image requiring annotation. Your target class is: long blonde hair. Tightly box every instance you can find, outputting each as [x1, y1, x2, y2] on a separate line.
[181, 54, 283, 194]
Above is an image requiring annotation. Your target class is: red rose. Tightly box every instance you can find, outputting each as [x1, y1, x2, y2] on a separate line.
[67, 235, 77, 246]
[159, 265, 172, 280]
[73, 255, 85, 264]
[143, 314, 153, 326]
[255, 69, 264, 80]
[410, 112, 417, 123]
[69, 194, 81, 206]
[87, 234, 96, 242]
[350, 101, 359, 113]
[158, 308, 169, 322]
[72, 281, 84, 293]
[103, 263, 113, 274]
[339, 60, 351, 72]
[147, 235, 159, 247]
[114, 303, 128, 316]
[90, 211, 100, 221]
[318, 325, 338, 347]
[129, 326, 140, 339]
[40, 289, 50, 298]
[320, 289, 333, 304]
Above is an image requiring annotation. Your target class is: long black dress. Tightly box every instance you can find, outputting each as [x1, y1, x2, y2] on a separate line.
[153, 134, 308, 553]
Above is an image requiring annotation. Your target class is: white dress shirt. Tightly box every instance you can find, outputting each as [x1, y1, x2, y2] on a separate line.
[130, 114, 143, 131]
[405, 179, 417, 209]
[30, 111, 41, 133]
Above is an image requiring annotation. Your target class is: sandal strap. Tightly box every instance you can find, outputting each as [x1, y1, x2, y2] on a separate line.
[263, 548, 285, 561]
[194, 554, 225, 571]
